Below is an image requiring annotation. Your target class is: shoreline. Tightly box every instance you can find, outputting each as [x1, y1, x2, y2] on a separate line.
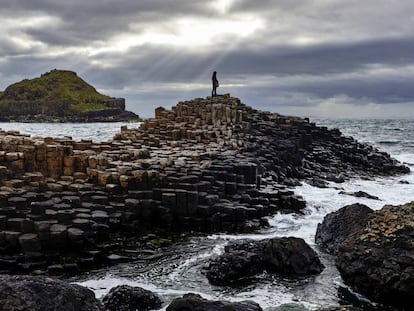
[0, 94, 411, 309]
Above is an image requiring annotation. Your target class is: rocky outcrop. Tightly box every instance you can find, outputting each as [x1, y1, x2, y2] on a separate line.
[315, 203, 373, 254]
[204, 237, 324, 285]
[0, 69, 139, 122]
[336, 201, 414, 309]
[0, 274, 103, 310]
[166, 293, 262, 311]
[102, 285, 162, 311]
[0, 94, 409, 273]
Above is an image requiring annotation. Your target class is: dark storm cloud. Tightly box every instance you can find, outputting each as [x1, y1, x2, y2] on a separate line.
[237, 74, 414, 106]
[2, 0, 208, 17]
[1, 0, 211, 47]
[282, 74, 414, 104]
[218, 37, 414, 76]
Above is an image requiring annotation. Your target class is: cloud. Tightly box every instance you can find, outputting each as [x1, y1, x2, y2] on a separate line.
[1, 0, 414, 118]
[294, 96, 414, 119]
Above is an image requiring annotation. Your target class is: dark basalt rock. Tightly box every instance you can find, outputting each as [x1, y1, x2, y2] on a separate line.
[338, 191, 380, 200]
[315, 203, 373, 255]
[0, 94, 409, 275]
[265, 237, 324, 275]
[315, 307, 361, 311]
[336, 202, 414, 309]
[205, 250, 263, 285]
[102, 284, 162, 311]
[0, 274, 103, 311]
[205, 237, 324, 285]
[166, 293, 263, 311]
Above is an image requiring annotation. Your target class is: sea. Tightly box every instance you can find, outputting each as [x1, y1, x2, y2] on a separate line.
[1, 119, 413, 310]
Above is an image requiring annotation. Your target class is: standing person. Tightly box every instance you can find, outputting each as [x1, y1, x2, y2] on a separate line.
[212, 71, 219, 97]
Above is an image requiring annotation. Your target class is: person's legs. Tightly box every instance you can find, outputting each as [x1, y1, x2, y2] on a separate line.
[212, 86, 216, 96]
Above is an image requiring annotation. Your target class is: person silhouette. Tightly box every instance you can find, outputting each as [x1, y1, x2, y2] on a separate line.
[212, 71, 219, 97]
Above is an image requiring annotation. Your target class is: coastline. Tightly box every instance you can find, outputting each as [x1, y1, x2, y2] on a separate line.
[0, 95, 412, 310]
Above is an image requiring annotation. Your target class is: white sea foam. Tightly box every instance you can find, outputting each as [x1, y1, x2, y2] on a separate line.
[76, 274, 219, 311]
[167, 242, 225, 282]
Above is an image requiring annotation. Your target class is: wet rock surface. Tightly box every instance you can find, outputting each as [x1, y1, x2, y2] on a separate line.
[166, 293, 263, 311]
[0, 94, 409, 274]
[338, 191, 380, 200]
[205, 237, 324, 285]
[315, 203, 374, 254]
[102, 284, 162, 311]
[336, 201, 414, 309]
[0, 274, 103, 311]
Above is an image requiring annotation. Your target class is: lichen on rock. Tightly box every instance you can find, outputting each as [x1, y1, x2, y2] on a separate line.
[336, 201, 414, 309]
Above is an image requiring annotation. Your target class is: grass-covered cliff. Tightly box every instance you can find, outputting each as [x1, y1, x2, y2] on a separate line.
[0, 69, 139, 122]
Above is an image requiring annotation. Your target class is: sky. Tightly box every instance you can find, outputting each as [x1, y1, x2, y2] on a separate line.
[1, 0, 414, 118]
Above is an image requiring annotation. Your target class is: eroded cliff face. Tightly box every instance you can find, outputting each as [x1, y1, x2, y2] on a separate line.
[0, 69, 135, 121]
[0, 100, 126, 116]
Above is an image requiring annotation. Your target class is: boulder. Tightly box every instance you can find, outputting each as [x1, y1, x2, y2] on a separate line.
[205, 237, 324, 285]
[205, 250, 263, 285]
[336, 202, 414, 309]
[264, 237, 324, 276]
[166, 293, 262, 311]
[315, 203, 373, 254]
[102, 285, 162, 311]
[0, 274, 103, 310]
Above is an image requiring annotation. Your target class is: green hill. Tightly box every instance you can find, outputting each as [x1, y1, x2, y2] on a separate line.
[0, 69, 138, 122]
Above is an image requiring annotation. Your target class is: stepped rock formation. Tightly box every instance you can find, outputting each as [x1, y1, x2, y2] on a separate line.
[0, 69, 139, 122]
[0, 94, 409, 274]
